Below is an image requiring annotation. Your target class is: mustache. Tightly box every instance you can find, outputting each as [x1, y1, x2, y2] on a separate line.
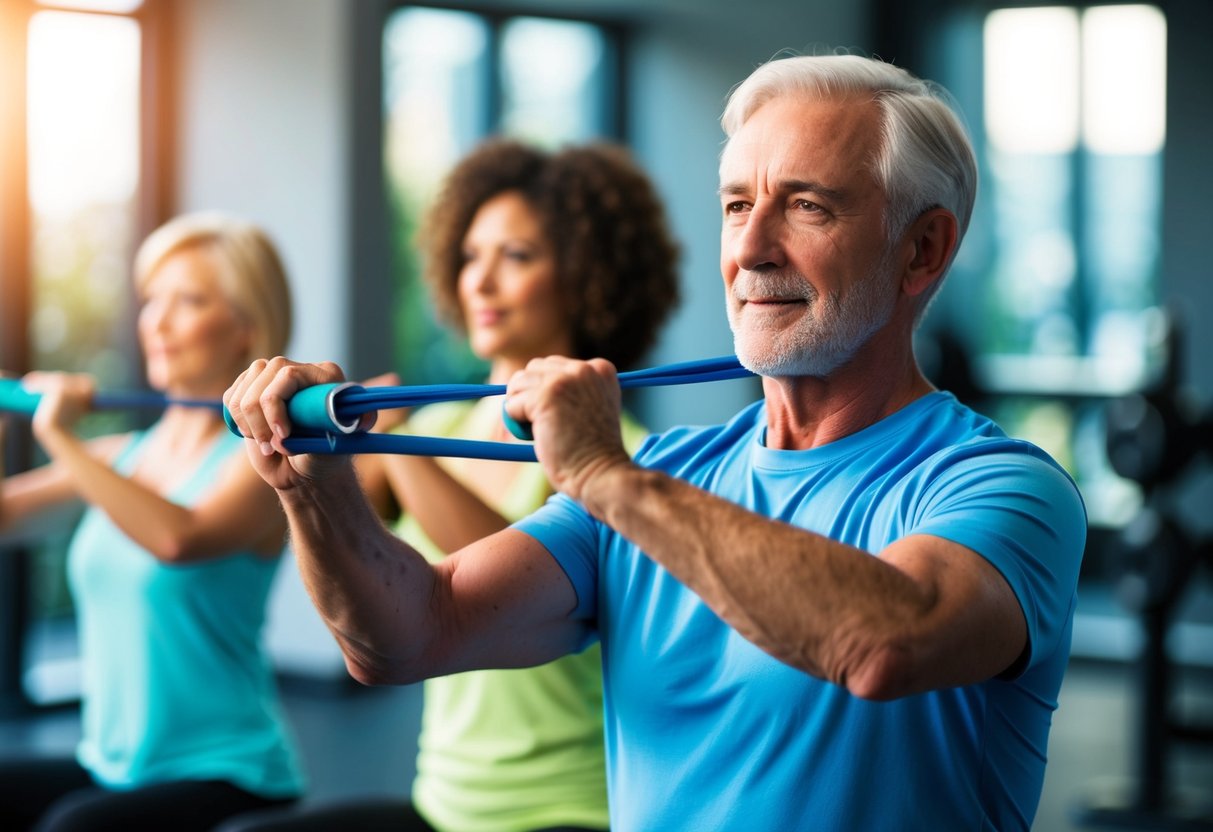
[731, 272, 817, 303]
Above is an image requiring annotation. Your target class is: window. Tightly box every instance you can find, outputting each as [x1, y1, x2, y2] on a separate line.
[908, 3, 1168, 529]
[28, 7, 142, 398]
[978, 5, 1166, 526]
[1, 0, 151, 707]
[381, 6, 621, 384]
[978, 4, 1166, 384]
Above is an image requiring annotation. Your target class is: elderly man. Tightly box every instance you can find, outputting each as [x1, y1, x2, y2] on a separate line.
[226, 54, 1086, 831]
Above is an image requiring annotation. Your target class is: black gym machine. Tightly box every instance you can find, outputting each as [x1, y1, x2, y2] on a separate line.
[1078, 315, 1213, 829]
[921, 320, 1213, 829]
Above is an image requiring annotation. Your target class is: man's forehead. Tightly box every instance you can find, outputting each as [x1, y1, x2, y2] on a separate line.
[718, 95, 879, 185]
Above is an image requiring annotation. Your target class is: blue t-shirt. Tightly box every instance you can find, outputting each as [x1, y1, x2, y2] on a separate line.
[515, 392, 1087, 831]
[67, 429, 305, 798]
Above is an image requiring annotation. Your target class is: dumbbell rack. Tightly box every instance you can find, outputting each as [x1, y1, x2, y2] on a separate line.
[1075, 383, 1213, 829]
[919, 322, 1213, 828]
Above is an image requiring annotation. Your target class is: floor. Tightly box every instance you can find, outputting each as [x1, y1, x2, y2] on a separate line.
[1036, 660, 1213, 831]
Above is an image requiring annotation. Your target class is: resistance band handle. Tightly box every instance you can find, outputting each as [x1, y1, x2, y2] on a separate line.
[223, 382, 367, 437]
[501, 404, 533, 441]
[0, 379, 43, 416]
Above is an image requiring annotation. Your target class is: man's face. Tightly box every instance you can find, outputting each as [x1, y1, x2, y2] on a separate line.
[718, 94, 901, 378]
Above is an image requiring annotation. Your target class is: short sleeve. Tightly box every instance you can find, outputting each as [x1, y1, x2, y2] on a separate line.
[513, 493, 602, 621]
[910, 447, 1088, 673]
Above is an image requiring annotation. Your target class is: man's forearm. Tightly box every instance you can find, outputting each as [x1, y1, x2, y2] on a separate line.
[579, 462, 952, 696]
[278, 463, 443, 685]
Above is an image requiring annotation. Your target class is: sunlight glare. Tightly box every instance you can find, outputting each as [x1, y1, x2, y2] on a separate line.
[984, 7, 1080, 154]
[1082, 5, 1166, 155]
[27, 10, 141, 218]
[36, 0, 144, 12]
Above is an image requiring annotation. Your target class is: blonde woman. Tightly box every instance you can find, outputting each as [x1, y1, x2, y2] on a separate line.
[0, 213, 304, 832]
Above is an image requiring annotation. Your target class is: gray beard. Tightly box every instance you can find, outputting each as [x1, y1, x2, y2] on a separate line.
[728, 248, 898, 378]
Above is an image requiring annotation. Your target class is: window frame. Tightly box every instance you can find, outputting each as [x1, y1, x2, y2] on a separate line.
[874, 0, 1168, 396]
[345, 1, 628, 381]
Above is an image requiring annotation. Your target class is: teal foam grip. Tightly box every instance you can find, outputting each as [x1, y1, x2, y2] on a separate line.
[223, 382, 366, 437]
[0, 379, 43, 415]
[501, 402, 533, 441]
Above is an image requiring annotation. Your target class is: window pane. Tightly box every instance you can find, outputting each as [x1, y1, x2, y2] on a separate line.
[1081, 5, 1166, 373]
[1082, 4, 1166, 155]
[24, 9, 141, 704]
[381, 8, 616, 384]
[1083, 154, 1162, 373]
[383, 8, 492, 384]
[979, 3, 1165, 372]
[500, 17, 610, 145]
[384, 8, 491, 192]
[984, 8, 1080, 154]
[984, 152, 1077, 356]
[28, 10, 140, 386]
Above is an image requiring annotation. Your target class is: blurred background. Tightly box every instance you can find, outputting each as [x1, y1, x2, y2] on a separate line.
[0, 0, 1210, 829]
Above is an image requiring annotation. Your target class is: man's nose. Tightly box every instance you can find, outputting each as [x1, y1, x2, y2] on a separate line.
[731, 205, 786, 271]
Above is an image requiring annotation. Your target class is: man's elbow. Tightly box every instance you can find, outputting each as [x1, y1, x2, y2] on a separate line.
[343, 655, 392, 687]
[840, 641, 919, 702]
[340, 643, 427, 687]
[342, 654, 409, 687]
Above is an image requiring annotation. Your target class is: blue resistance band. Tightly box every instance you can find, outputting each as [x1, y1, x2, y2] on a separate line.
[1, 357, 755, 462]
[224, 355, 754, 460]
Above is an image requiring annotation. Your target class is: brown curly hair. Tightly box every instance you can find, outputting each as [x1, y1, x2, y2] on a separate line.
[418, 138, 681, 370]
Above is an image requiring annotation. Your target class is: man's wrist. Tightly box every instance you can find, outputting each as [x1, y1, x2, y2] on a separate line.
[577, 455, 644, 523]
[276, 457, 359, 504]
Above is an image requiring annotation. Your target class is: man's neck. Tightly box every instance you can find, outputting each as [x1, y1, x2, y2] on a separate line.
[760, 331, 935, 451]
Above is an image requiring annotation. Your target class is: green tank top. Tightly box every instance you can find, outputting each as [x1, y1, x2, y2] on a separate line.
[397, 397, 645, 832]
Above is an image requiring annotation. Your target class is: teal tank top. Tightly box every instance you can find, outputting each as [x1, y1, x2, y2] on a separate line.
[67, 428, 305, 798]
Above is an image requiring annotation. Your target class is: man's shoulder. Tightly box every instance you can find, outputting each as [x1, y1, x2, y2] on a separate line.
[863, 392, 1079, 495]
[904, 397, 1082, 514]
[921, 394, 1070, 475]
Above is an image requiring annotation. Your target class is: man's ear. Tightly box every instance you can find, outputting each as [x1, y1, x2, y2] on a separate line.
[901, 208, 958, 299]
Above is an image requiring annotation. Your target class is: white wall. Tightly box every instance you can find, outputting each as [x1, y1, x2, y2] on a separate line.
[172, 0, 350, 366]
[171, 0, 354, 676]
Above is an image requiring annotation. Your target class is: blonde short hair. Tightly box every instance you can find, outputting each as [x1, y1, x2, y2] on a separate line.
[134, 212, 293, 363]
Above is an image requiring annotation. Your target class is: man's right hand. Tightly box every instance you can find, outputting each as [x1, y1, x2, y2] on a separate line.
[223, 357, 355, 491]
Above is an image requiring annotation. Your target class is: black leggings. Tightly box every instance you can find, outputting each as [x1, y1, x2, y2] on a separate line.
[0, 756, 297, 832]
[212, 796, 605, 832]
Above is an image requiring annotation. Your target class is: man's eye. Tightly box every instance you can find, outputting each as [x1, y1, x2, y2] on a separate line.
[724, 201, 750, 214]
[793, 199, 823, 212]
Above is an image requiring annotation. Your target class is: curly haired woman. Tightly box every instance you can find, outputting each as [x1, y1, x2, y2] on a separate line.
[219, 139, 680, 832]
